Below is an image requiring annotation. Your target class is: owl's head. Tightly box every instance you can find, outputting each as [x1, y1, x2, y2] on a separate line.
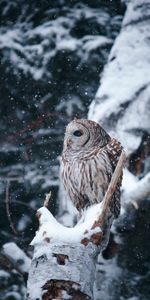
[63, 118, 110, 152]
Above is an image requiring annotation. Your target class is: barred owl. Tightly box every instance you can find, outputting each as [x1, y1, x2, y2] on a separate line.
[61, 119, 123, 218]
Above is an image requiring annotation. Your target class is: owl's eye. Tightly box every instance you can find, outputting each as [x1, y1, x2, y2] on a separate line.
[73, 130, 83, 137]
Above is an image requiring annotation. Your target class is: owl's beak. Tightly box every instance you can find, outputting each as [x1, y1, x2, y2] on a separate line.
[66, 138, 72, 147]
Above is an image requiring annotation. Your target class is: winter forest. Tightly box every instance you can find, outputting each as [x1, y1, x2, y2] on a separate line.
[0, 0, 150, 299]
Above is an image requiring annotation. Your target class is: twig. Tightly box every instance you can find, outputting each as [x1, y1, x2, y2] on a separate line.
[94, 150, 126, 228]
[102, 151, 126, 215]
[0, 176, 24, 182]
[5, 180, 19, 235]
[1, 176, 24, 235]
[44, 191, 52, 208]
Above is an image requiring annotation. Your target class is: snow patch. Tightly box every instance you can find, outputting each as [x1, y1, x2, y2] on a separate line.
[0, 3, 122, 79]
[3, 242, 31, 273]
[30, 203, 103, 257]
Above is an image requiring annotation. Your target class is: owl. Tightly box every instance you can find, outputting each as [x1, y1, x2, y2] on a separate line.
[61, 119, 123, 218]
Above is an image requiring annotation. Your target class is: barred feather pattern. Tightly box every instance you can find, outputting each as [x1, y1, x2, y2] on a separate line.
[61, 119, 123, 218]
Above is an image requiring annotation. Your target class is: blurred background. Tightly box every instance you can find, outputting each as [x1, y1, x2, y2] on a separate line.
[0, 0, 124, 247]
[0, 1, 149, 300]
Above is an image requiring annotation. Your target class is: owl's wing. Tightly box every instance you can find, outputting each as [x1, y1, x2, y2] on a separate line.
[105, 138, 123, 218]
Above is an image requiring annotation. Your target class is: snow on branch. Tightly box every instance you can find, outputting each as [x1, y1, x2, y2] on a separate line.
[122, 171, 150, 211]
[2, 242, 31, 276]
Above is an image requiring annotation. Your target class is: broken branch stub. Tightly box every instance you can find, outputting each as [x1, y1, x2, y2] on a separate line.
[92, 150, 126, 229]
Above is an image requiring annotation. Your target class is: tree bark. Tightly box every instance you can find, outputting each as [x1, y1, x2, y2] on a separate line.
[27, 243, 97, 300]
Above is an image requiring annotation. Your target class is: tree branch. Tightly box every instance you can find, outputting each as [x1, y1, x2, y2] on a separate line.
[93, 150, 126, 227]
[2, 242, 31, 280]
[122, 172, 150, 210]
[5, 180, 18, 235]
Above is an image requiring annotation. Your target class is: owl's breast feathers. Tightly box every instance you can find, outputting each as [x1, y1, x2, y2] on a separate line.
[61, 138, 123, 216]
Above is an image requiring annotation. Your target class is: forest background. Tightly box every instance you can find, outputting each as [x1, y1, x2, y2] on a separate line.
[0, 1, 149, 299]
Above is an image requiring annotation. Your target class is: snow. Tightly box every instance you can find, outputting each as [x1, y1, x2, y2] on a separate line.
[57, 38, 80, 51]
[17, 214, 31, 231]
[56, 96, 84, 116]
[24, 167, 59, 188]
[88, 0, 150, 155]
[0, 2, 120, 80]
[121, 168, 138, 212]
[3, 242, 31, 273]
[3, 291, 22, 300]
[94, 255, 122, 300]
[0, 270, 10, 279]
[87, 2, 150, 297]
[28, 280, 46, 300]
[122, 168, 138, 193]
[121, 171, 150, 211]
[28, 203, 99, 300]
[30, 202, 103, 256]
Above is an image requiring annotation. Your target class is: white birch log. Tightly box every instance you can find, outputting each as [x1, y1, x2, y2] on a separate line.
[27, 203, 108, 300]
[27, 206, 105, 300]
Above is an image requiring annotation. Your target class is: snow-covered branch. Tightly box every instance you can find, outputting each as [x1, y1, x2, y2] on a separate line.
[122, 171, 150, 211]
[2, 242, 31, 276]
